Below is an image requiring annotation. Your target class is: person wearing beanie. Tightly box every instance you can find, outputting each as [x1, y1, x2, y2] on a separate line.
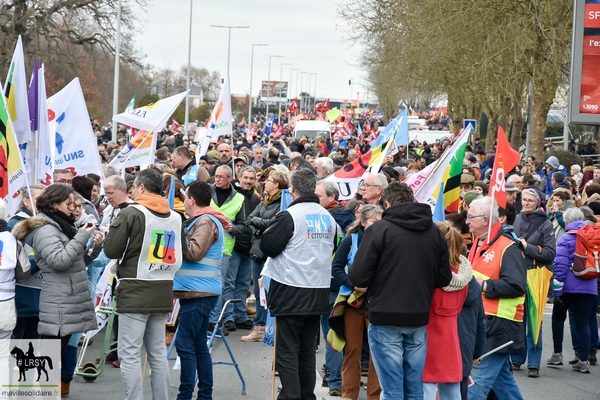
[544, 156, 567, 199]
[506, 183, 520, 207]
[473, 181, 488, 196]
[511, 188, 556, 378]
[547, 171, 573, 211]
[461, 191, 482, 214]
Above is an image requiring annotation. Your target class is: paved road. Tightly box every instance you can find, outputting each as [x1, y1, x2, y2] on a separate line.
[70, 303, 600, 399]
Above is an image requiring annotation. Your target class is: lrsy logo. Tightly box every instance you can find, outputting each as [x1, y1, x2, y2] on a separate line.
[10, 342, 54, 382]
[148, 230, 177, 264]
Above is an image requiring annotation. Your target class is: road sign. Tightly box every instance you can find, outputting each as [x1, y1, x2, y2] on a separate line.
[464, 119, 477, 133]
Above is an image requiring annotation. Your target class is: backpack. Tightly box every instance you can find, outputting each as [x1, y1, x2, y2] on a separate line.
[571, 225, 600, 279]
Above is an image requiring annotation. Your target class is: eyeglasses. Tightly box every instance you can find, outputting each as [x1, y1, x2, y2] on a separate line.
[214, 175, 229, 180]
[74, 204, 83, 209]
[361, 184, 380, 189]
[265, 179, 276, 184]
[466, 214, 486, 220]
[56, 179, 73, 184]
[521, 198, 536, 203]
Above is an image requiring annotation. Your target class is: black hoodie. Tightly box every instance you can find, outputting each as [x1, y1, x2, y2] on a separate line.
[349, 202, 452, 327]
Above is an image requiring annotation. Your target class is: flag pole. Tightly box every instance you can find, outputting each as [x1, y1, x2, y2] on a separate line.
[113, 129, 156, 171]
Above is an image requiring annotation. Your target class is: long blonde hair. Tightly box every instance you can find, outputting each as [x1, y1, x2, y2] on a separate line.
[435, 222, 463, 267]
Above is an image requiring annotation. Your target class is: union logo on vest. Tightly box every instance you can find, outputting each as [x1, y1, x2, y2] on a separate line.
[148, 229, 177, 264]
[305, 214, 334, 239]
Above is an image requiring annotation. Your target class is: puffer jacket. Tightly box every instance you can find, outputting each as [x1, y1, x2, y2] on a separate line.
[513, 208, 556, 268]
[12, 214, 97, 336]
[553, 220, 598, 296]
[247, 191, 283, 235]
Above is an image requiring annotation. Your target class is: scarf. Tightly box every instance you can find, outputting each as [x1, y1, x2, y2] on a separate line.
[42, 209, 78, 239]
[263, 190, 282, 207]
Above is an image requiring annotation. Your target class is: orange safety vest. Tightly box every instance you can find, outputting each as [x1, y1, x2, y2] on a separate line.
[471, 233, 525, 322]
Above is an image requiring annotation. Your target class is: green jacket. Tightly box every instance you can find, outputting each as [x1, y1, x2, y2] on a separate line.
[104, 194, 187, 314]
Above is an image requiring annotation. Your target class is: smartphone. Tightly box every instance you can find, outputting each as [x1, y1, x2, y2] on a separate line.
[85, 222, 94, 229]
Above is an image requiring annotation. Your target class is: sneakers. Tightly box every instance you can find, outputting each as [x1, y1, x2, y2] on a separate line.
[246, 307, 256, 315]
[328, 388, 341, 397]
[590, 348, 597, 365]
[511, 362, 522, 371]
[235, 320, 254, 330]
[224, 321, 237, 331]
[241, 326, 265, 342]
[572, 359, 591, 373]
[569, 353, 580, 365]
[527, 368, 539, 378]
[546, 353, 563, 366]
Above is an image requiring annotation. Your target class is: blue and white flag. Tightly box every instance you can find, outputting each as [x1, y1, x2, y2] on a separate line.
[264, 114, 275, 136]
[370, 108, 408, 148]
[46, 78, 103, 178]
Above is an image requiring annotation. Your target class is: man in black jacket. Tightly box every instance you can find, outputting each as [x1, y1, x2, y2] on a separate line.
[260, 169, 338, 400]
[349, 182, 452, 399]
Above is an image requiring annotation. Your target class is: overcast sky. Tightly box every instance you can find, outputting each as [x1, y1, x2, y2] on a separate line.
[136, 0, 370, 102]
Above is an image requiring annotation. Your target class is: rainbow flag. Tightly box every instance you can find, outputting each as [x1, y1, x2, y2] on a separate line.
[442, 139, 468, 213]
[0, 91, 27, 203]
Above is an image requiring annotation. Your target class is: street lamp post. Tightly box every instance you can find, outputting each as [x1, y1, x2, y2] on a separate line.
[299, 72, 306, 111]
[278, 63, 292, 125]
[289, 68, 300, 101]
[210, 25, 250, 76]
[266, 55, 282, 116]
[311, 73, 318, 104]
[349, 78, 353, 108]
[111, 0, 122, 142]
[248, 43, 268, 123]
[183, 0, 194, 138]
[307, 73, 312, 112]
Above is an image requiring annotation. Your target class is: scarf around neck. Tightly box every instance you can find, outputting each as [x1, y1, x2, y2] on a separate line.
[42, 209, 78, 239]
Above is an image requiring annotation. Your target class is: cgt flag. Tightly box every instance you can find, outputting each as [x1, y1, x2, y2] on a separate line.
[314, 98, 330, 112]
[0, 91, 27, 203]
[46, 78, 104, 178]
[489, 126, 521, 208]
[287, 98, 299, 114]
[113, 90, 188, 132]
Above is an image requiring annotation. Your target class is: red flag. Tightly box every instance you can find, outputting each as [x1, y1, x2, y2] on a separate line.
[287, 98, 299, 114]
[171, 118, 181, 132]
[314, 98, 330, 112]
[489, 126, 521, 208]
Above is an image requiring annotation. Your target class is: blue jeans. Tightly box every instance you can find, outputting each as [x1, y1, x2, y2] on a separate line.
[176, 296, 218, 400]
[320, 291, 343, 390]
[226, 250, 251, 323]
[468, 353, 523, 400]
[423, 382, 461, 400]
[209, 255, 231, 323]
[250, 258, 267, 326]
[368, 324, 427, 399]
[569, 292, 600, 352]
[511, 311, 542, 369]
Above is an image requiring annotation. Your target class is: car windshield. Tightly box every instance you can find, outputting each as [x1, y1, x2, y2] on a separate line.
[295, 130, 329, 139]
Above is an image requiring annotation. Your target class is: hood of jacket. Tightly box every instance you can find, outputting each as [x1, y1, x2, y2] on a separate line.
[556, 181, 571, 190]
[382, 202, 433, 232]
[546, 155, 560, 169]
[328, 206, 355, 232]
[565, 219, 588, 232]
[12, 216, 50, 241]
[522, 207, 548, 219]
[135, 193, 170, 214]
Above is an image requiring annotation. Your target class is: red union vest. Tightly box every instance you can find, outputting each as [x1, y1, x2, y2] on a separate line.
[471, 234, 525, 322]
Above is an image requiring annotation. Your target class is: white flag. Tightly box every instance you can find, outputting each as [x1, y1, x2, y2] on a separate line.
[113, 90, 188, 132]
[109, 129, 157, 170]
[37, 65, 53, 186]
[86, 261, 116, 339]
[197, 77, 232, 157]
[46, 78, 103, 177]
[3, 36, 32, 145]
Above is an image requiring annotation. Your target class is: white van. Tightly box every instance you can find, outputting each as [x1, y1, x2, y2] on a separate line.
[293, 120, 331, 140]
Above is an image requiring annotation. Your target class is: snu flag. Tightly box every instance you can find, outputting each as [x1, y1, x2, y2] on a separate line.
[113, 90, 188, 132]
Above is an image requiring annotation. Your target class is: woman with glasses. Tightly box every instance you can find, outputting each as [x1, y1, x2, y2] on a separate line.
[241, 171, 290, 343]
[12, 184, 102, 397]
[510, 188, 556, 378]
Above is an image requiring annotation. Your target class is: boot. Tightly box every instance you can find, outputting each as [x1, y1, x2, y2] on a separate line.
[241, 325, 265, 342]
[61, 381, 70, 399]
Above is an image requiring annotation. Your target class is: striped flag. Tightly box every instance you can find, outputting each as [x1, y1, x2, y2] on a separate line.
[0, 91, 27, 204]
[414, 126, 472, 212]
[4, 36, 31, 145]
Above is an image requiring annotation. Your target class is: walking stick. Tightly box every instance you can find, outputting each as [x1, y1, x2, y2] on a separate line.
[271, 320, 278, 400]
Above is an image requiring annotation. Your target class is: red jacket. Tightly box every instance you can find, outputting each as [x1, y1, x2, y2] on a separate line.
[422, 267, 468, 383]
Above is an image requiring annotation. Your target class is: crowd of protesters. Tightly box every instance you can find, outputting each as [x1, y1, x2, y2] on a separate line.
[2, 110, 600, 400]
